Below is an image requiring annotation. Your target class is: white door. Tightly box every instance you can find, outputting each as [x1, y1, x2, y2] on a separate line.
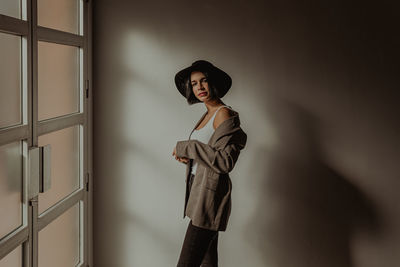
[0, 1, 91, 266]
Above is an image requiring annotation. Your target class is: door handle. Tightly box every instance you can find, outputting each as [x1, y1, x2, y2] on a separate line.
[28, 147, 40, 199]
[39, 144, 51, 193]
[29, 145, 51, 198]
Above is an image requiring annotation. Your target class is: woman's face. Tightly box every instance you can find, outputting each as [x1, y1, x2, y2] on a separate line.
[191, 71, 210, 102]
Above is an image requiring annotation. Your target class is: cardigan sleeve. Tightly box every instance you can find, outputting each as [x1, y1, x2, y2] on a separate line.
[175, 132, 246, 174]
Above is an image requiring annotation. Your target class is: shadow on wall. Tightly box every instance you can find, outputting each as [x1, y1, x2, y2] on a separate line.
[247, 100, 381, 267]
[240, 0, 399, 265]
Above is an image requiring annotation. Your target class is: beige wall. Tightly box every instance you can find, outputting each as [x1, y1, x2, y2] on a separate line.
[93, 0, 400, 266]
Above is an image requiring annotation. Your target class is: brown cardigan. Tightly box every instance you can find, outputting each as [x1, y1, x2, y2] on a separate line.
[175, 108, 247, 231]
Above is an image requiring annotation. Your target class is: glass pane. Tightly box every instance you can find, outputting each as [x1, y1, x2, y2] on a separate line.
[0, 142, 22, 240]
[0, 0, 21, 19]
[38, 126, 80, 214]
[0, 32, 21, 129]
[38, 203, 80, 267]
[38, 0, 79, 34]
[38, 41, 80, 120]
[0, 245, 22, 267]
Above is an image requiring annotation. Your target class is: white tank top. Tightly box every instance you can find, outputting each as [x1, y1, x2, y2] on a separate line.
[189, 105, 233, 175]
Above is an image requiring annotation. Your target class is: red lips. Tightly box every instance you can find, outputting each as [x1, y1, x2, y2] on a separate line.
[198, 92, 207, 96]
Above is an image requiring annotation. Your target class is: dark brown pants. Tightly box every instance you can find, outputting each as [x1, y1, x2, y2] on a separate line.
[177, 220, 219, 267]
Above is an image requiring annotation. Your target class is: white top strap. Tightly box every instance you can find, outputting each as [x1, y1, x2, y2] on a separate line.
[210, 105, 232, 123]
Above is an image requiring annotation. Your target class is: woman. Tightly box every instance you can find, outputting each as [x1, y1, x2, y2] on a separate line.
[172, 60, 247, 267]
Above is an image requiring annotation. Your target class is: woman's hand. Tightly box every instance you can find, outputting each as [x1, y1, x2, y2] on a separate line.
[172, 146, 189, 164]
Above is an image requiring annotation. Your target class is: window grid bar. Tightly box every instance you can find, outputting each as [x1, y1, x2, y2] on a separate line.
[37, 26, 84, 47]
[37, 189, 84, 231]
[37, 113, 84, 136]
[0, 14, 29, 35]
[0, 227, 29, 260]
[0, 125, 30, 146]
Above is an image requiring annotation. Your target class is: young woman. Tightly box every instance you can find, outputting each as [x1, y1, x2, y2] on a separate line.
[172, 60, 247, 267]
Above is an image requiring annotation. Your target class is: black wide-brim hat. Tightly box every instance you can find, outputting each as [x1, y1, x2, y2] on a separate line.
[174, 60, 232, 99]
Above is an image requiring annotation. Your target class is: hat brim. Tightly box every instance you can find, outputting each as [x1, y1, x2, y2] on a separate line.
[174, 60, 232, 100]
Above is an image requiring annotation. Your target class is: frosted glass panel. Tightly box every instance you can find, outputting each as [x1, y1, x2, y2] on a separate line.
[38, 126, 80, 214]
[38, 0, 79, 34]
[38, 41, 80, 121]
[38, 203, 80, 267]
[0, 245, 22, 267]
[0, 32, 21, 129]
[0, 142, 22, 240]
[0, 0, 21, 19]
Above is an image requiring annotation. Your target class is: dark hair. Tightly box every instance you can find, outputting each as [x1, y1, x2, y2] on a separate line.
[184, 70, 219, 105]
